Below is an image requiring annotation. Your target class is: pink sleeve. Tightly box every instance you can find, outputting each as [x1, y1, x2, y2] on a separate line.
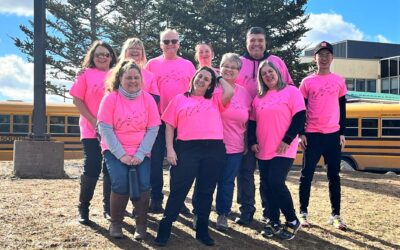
[69, 72, 87, 100]
[299, 80, 308, 99]
[278, 60, 294, 85]
[145, 94, 161, 127]
[97, 93, 115, 126]
[212, 92, 229, 112]
[290, 88, 306, 116]
[338, 76, 347, 97]
[161, 96, 179, 128]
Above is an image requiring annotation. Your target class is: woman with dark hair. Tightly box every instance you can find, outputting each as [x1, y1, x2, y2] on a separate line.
[70, 40, 117, 225]
[249, 60, 305, 240]
[97, 60, 160, 239]
[154, 67, 234, 246]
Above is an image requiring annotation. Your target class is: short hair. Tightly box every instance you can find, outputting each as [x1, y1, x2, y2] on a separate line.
[257, 60, 287, 96]
[81, 40, 117, 70]
[105, 60, 142, 92]
[118, 38, 147, 68]
[186, 66, 217, 99]
[246, 26, 266, 39]
[220, 53, 242, 71]
[160, 28, 179, 42]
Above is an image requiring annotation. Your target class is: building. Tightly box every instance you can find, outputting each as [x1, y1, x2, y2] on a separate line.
[301, 40, 400, 95]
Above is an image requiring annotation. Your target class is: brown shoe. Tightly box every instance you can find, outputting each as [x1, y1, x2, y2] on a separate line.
[109, 192, 129, 238]
[132, 191, 150, 240]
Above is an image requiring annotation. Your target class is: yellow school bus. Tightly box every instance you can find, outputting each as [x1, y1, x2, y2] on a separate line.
[0, 101, 83, 161]
[294, 102, 400, 172]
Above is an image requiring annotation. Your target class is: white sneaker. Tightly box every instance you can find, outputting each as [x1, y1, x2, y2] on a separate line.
[328, 215, 347, 231]
[299, 212, 311, 227]
[216, 214, 229, 231]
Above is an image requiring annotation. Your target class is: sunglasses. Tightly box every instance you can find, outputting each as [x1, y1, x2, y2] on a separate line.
[94, 52, 110, 58]
[162, 39, 179, 45]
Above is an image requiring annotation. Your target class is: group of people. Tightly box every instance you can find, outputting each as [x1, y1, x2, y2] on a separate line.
[70, 26, 348, 246]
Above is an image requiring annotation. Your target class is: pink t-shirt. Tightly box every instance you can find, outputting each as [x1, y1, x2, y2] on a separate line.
[97, 91, 161, 155]
[221, 85, 252, 154]
[145, 55, 196, 113]
[236, 55, 293, 98]
[141, 68, 160, 96]
[299, 73, 347, 134]
[161, 93, 227, 141]
[69, 68, 108, 139]
[250, 85, 306, 160]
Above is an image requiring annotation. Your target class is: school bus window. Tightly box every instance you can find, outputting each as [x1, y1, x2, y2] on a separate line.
[13, 115, 29, 133]
[67, 116, 80, 134]
[345, 118, 358, 137]
[382, 119, 400, 136]
[0, 114, 11, 133]
[361, 118, 378, 137]
[50, 116, 65, 134]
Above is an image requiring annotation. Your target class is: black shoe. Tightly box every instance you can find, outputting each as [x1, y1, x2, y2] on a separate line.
[279, 221, 301, 241]
[261, 222, 281, 238]
[154, 219, 172, 246]
[180, 204, 191, 215]
[196, 234, 215, 246]
[78, 208, 90, 225]
[149, 200, 164, 214]
[234, 213, 253, 226]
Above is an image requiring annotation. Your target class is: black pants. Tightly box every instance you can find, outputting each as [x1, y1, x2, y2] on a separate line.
[150, 123, 166, 202]
[82, 138, 108, 178]
[236, 151, 269, 218]
[162, 140, 225, 224]
[299, 132, 342, 215]
[258, 157, 297, 224]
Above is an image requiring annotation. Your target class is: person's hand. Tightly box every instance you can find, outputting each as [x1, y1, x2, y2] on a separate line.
[277, 142, 289, 155]
[120, 154, 133, 165]
[251, 144, 260, 153]
[340, 135, 346, 150]
[130, 156, 143, 166]
[299, 135, 307, 150]
[167, 148, 178, 166]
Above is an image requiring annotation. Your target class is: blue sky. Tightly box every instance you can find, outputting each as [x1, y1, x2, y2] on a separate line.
[0, 0, 399, 102]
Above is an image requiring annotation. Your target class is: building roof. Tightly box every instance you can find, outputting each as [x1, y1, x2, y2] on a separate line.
[304, 40, 400, 59]
[347, 91, 400, 103]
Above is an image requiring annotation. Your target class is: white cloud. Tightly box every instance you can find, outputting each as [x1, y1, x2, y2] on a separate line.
[0, 0, 33, 16]
[375, 34, 391, 43]
[0, 54, 73, 103]
[299, 13, 364, 51]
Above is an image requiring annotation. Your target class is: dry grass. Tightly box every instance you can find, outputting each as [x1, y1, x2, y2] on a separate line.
[0, 160, 399, 250]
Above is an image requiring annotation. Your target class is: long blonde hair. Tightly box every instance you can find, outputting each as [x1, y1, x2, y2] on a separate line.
[118, 38, 147, 68]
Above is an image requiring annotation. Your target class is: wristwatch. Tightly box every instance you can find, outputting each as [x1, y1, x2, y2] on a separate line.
[216, 76, 223, 82]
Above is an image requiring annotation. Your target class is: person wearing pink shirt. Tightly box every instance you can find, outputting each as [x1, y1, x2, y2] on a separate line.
[154, 67, 234, 247]
[98, 60, 161, 239]
[145, 28, 196, 214]
[235, 26, 294, 226]
[249, 60, 305, 240]
[70, 40, 117, 225]
[298, 41, 348, 231]
[118, 37, 160, 99]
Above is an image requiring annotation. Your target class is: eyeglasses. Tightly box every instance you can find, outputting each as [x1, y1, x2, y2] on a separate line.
[94, 52, 110, 58]
[221, 65, 239, 70]
[162, 39, 179, 45]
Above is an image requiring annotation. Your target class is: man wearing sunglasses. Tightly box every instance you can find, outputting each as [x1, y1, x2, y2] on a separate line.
[145, 28, 196, 214]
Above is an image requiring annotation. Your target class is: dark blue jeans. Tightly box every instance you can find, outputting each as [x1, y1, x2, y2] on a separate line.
[82, 138, 108, 178]
[150, 123, 166, 202]
[299, 132, 342, 216]
[163, 140, 225, 224]
[216, 153, 243, 215]
[258, 157, 297, 224]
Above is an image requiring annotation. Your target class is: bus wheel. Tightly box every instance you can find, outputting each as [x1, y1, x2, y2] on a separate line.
[341, 158, 356, 171]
